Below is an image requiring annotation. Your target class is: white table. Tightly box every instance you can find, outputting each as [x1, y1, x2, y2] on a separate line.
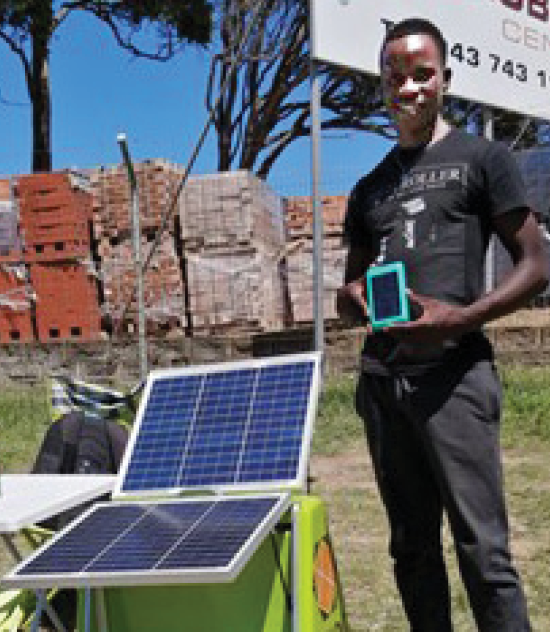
[0, 474, 116, 631]
[0, 474, 116, 536]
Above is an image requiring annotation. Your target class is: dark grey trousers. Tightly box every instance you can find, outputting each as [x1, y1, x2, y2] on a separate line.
[356, 358, 531, 632]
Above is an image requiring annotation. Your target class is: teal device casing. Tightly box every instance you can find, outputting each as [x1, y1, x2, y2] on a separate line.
[365, 262, 410, 330]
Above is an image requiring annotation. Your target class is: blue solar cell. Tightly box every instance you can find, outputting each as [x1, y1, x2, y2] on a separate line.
[238, 362, 313, 484]
[10, 496, 285, 587]
[158, 497, 278, 569]
[180, 369, 255, 487]
[119, 354, 319, 494]
[20, 504, 146, 575]
[88, 501, 213, 572]
[123, 374, 203, 492]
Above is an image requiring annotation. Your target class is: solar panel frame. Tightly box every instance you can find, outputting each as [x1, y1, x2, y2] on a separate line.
[3, 493, 291, 590]
[113, 352, 321, 498]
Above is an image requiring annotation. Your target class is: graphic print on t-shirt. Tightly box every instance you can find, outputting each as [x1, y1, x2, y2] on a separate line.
[389, 164, 467, 253]
[397, 163, 466, 197]
[401, 197, 426, 216]
[400, 197, 427, 249]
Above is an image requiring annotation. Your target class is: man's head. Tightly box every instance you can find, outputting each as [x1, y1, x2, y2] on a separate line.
[381, 18, 448, 68]
[380, 18, 451, 144]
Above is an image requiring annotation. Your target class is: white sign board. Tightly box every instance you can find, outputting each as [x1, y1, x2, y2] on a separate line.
[310, 0, 550, 120]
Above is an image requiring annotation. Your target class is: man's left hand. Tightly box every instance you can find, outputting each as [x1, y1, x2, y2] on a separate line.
[384, 290, 471, 343]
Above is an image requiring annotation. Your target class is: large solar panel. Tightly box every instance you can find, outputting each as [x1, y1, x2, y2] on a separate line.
[115, 352, 321, 497]
[4, 494, 290, 589]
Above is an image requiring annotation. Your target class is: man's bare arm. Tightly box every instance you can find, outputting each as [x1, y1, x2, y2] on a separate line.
[462, 208, 549, 327]
[389, 208, 549, 342]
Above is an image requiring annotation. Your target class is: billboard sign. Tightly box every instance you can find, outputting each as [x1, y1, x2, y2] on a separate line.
[310, 0, 550, 120]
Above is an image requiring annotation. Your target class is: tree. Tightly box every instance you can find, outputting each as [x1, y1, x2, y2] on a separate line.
[208, 0, 389, 178]
[208, 0, 549, 178]
[0, 1, 213, 172]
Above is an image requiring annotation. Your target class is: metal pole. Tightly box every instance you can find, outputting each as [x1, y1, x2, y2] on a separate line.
[310, 59, 324, 356]
[291, 502, 300, 632]
[117, 133, 147, 381]
[482, 108, 495, 293]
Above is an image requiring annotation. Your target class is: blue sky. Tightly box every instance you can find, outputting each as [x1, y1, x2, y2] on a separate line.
[0, 10, 392, 197]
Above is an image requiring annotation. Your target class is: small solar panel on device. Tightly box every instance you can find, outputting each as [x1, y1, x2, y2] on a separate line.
[5, 494, 290, 589]
[116, 352, 321, 496]
[371, 271, 401, 321]
[365, 262, 410, 329]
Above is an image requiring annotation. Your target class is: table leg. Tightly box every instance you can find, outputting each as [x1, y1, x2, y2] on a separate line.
[95, 588, 109, 632]
[85, 587, 92, 632]
[30, 590, 46, 632]
[1, 533, 23, 562]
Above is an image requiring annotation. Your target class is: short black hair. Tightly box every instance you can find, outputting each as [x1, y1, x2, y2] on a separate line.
[381, 18, 447, 66]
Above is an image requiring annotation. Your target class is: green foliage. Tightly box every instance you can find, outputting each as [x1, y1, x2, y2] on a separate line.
[313, 373, 363, 455]
[0, 383, 49, 472]
[500, 364, 550, 445]
[0, 1, 213, 46]
[0, 1, 51, 37]
[1, 366, 549, 473]
[106, 0, 213, 46]
[313, 365, 550, 456]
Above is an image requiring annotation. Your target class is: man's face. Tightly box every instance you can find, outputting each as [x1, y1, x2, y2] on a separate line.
[380, 33, 448, 138]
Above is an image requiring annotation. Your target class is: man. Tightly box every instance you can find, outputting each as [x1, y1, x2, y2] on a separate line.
[337, 17, 548, 632]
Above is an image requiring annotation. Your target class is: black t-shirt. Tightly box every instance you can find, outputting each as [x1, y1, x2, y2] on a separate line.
[344, 127, 529, 374]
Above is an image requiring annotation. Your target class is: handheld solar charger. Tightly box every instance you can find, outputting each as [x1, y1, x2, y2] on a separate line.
[5, 353, 348, 632]
[365, 262, 410, 329]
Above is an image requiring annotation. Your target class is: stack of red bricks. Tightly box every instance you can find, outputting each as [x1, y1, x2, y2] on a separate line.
[178, 170, 289, 335]
[15, 172, 102, 342]
[283, 195, 348, 324]
[88, 160, 186, 335]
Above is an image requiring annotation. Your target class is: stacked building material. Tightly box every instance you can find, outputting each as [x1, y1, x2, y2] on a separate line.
[16, 172, 93, 262]
[89, 160, 186, 334]
[178, 171, 289, 335]
[283, 195, 348, 324]
[0, 263, 34, 342]
[15, 172, 102, 342]
[89, 159, 180, 239]
[0, 178, 33, 342]
[30, 261, 100, 342]
[179, 170, 286, 249]
[97, 238, 184, 335]
[0, 178, 21, 258]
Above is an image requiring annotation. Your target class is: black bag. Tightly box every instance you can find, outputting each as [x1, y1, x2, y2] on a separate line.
[32, 409, 129, 531]
[31, 410, 129, 631]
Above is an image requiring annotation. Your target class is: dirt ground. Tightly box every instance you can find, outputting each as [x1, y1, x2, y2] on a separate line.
[309, 442, 550, 632]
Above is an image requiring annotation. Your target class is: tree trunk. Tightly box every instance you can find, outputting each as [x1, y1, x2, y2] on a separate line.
[31, 32, 51, 173]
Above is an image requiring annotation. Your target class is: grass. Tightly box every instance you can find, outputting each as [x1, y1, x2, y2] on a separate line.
[311, 364, 550, 631]
[1, 365, 550, 631]
[0, 383, 50, 472]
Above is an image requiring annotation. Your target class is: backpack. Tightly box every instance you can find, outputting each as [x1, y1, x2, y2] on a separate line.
[30, 410, 130, 631]
[31, 409, 129, 531]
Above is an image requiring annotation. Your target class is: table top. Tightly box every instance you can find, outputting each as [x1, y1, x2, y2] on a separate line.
[0, 474, 116, 533]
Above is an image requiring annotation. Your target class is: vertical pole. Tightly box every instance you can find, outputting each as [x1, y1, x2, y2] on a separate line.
[30, 590, 46, 632]
[291, 502, 300, 632]
[482, 108, 495, 293]
[117, 133, 148, 381]
[310, 59, 324, 356]
[84, 587, 91, 632]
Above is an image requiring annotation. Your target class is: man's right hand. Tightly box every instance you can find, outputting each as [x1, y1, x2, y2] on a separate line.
[336, 277, 370, 326]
